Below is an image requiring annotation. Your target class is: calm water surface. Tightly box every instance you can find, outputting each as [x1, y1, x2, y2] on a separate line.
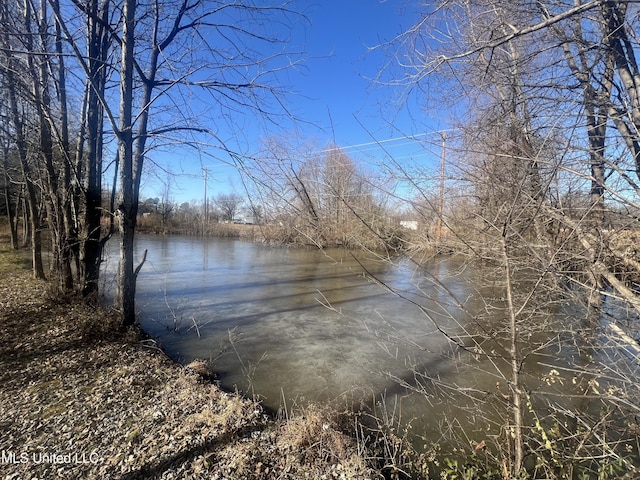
[103, 236, 474, 394]
[101, 235, 637, 445]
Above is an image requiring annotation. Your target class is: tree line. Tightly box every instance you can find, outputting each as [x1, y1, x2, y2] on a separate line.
[0, 0, 300, 328]
[133, 144, 412, 250]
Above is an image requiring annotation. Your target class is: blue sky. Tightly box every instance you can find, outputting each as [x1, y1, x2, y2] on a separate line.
[142, 1, 447, 204]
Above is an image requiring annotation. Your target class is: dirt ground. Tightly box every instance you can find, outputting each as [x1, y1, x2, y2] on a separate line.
[0, 244, 379, 479]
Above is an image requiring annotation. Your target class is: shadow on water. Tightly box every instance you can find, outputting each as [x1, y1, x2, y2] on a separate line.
[101, 235, 640, 466]
[102, 235, 468, 400]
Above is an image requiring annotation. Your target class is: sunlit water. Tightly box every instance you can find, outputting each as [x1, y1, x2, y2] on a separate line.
[101, 235, 639, 450]
[102, 236, 472, 399]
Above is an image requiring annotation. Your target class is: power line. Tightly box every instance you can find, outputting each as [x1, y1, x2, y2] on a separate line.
[314, 130, 452, 154]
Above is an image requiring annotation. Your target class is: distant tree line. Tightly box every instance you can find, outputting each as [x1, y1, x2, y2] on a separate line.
[136, 192, 255, 235]
[135, 158, 410, 250]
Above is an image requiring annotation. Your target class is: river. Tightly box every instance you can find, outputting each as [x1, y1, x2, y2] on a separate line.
[101, 234, 639, 454]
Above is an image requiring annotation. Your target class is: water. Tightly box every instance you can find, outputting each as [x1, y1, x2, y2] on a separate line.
[102, 236, 478, 402]
[101, 235, 640, 456]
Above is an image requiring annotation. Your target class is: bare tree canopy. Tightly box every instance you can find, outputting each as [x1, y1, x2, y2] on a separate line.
[362, 0, 640, 476]
[0, 0, 304, 325]
[213, 192, 244, 221]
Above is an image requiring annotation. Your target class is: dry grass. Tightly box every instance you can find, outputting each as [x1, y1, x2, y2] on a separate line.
[276, 404, 367, 469]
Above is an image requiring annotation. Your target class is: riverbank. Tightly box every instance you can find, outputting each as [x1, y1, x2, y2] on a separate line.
[0, 244, 379, 479]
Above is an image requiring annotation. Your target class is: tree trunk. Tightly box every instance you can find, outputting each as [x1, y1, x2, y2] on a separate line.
[29, 0, 71, 291]
[51, 0, 77, 292]
[501, 236, 523, 476]
[115, 0, 137, 328]
[601, 1, 640, 183]
[1, 151, 18, 250]
[116, 209, 137, 326]
[0, 21, 45, 279]
[80, 0, 110, 297]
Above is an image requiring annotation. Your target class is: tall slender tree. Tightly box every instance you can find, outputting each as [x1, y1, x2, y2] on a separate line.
[0, 2, 45, 279]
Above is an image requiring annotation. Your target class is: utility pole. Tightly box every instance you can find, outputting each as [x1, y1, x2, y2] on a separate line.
[436, 132, 446, 245]
[203, 167, 208, 235]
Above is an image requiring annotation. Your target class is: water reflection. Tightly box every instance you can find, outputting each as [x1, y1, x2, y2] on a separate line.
[100, 235, 639, 459]
[102, 236, 477, 406]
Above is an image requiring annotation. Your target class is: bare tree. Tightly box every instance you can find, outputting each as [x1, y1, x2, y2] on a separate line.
[27, 0, 302, 327]
[158, 177, 175, 228]
[366, 0, 640, 476]
[0, 3, 45, 279]
[247, 137, 398, 249]
[213, 193, 244, 222]
[0, 116, 19, 250]
[71, 0, 112, 297]
[0, 0, 115, 295]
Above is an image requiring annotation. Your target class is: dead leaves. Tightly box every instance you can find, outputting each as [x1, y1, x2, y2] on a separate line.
[0, 261, 375, 479]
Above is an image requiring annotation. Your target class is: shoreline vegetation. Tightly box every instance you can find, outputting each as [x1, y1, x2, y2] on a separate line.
[0, 239, 424, 479]
[133, 217, 411, 253]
